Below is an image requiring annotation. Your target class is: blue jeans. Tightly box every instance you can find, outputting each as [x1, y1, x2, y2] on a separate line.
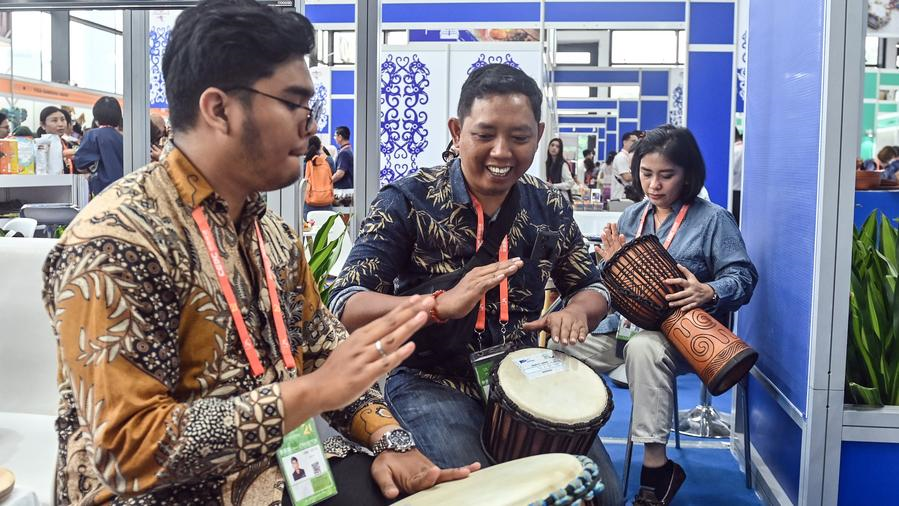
[384, 368, 624, 505]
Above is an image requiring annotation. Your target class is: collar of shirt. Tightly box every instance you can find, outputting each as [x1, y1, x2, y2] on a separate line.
[449, 158, 472, 206]
[163, 146, 267, 224]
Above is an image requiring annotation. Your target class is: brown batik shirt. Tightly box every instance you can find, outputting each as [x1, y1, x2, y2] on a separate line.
[43, 147, 397, 505]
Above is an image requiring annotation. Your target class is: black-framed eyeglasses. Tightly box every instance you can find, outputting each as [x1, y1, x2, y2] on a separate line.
[225, 86, 322, 132]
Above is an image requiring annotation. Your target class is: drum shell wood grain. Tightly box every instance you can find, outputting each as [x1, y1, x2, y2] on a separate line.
[660, 309, 758, 395]
[601, 235, 682, 330]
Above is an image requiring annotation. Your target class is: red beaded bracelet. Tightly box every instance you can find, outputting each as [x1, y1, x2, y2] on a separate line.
[430, 290, 448, 324]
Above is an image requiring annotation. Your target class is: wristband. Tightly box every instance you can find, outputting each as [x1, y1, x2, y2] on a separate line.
[430, 290, 448, 324]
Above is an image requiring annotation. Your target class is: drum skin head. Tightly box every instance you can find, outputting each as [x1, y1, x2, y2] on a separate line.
[497, 348, 609, 425]
[393, 453, 584, 505]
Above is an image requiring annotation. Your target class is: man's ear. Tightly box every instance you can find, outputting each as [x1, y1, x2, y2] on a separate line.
[537, 122, 546, 142]
[197, 88, 233, 135]
[447, 117, 462, 145]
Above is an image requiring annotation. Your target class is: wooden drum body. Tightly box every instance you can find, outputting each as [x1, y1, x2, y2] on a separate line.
[602, 235, 758, 395]
[482, 348, 613, 464]
[661, 309, 758, 395]
[393, 453, 604, 506]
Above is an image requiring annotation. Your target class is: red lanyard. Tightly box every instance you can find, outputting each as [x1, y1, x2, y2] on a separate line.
[469, 194, 509, 331]
[192, 207, 296, 377]
[637, 203, 690, 249]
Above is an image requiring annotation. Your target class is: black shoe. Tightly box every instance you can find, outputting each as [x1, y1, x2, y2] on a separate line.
[633, 462, 686, 506]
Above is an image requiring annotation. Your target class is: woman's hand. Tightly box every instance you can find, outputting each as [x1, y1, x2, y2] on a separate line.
[663, 264, 716, 311]
[595, 223, 627, 262]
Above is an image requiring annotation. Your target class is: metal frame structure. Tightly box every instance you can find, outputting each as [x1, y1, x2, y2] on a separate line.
[807, 0, 863, 504]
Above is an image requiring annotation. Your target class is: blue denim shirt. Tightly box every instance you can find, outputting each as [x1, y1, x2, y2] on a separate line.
[595, 197, 758, 333]
[330, 159, 608, 349]
[884, 160, 899, 182]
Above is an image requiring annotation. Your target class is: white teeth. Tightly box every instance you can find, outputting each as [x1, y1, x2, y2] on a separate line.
[487, 166, 512, 176]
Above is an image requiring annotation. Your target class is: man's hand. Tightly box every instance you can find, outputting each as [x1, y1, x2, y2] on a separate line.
[370, 449, 480, 499]
[522, 306, 590, 346]
[305, 295, 434, 413]
[434, 258, 523, 320]
[663, 264, 715, 312]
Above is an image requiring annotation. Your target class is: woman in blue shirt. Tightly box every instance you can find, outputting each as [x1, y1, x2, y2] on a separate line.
[584, 126, 757, 505]
[74, 96, 124, 197]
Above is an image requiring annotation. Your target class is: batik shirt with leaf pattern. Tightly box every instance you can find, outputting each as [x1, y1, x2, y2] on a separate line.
[330, 160, 608, 390]
[42, 148, 398, 505]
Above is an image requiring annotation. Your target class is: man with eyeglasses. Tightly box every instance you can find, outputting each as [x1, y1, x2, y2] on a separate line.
[42, 1, 475, 505]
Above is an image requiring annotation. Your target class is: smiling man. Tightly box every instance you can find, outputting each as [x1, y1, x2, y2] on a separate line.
[42, 1, 476, 504]
[330, 64, 622, 504]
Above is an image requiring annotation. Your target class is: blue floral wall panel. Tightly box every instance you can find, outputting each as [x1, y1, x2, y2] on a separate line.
[379, 47, 447, 186]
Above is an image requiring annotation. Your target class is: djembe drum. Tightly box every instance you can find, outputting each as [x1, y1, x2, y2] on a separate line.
[602, 235, 757, 395]
[482, 348, 613, 464]
[393, 453, 604, 506]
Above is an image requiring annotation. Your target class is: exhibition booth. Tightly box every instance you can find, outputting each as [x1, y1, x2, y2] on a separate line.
[0, 1, 897, 505]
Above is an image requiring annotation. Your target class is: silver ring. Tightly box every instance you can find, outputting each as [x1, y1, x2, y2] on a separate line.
[374, 339, 388, 358]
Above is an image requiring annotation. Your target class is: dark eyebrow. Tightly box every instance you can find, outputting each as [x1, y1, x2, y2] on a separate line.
[282, 85, 314, 100]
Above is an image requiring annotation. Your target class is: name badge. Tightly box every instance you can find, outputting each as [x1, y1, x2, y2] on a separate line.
[470, 342, 514, 403]
[277, 419, 338, 506]
[616, 317, 642, 342]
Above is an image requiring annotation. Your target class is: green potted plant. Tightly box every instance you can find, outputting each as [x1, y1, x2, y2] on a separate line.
[306, 214, 345, 305]
[847, 211, 899, 405]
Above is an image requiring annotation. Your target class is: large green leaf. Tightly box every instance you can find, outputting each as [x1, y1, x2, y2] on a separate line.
[847, 210, 899, 405]
[849, 382, 883, 406]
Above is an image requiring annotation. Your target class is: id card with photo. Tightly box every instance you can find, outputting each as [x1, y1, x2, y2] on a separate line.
[616, 317, 642, 342]
[277, 419, 338, 506]
[470, 342, 513, 403]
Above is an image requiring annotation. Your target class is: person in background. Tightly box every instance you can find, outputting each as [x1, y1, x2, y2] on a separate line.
[874, 145, 898, 170]
[582, 148, 597, 188]
[150, 113, 168, 161]
[545, 137, 576, 201]
[566, 125, 757, 506]
[39, 106, 76, 174]
[304, 135, 334, 216]
[600, 151, 617, 201]
[731, 127, 744, 223]
[0, 112, 9, 138]
[74, 96, 124, 197]
[611, 131, 639, 200]
[12, 126, 33, 137]
[882, 145, 899, 182]
[333, 125, 353, 189]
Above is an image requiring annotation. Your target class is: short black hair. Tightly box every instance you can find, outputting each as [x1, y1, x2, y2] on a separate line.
[92, 96, 122, 128]
[40, 106, 65, 125]
[621, 131, 639, 145]
[629, 125, 706, 203]
[162, 0, 316, 131]
[12, 126, 33, 137]
[457, 64, 542, 123]
[335, 125, 350, 140]
[605, 151, 617, 165]
[582, 149, 594, 157]
[0, 112, 7, 124]
[291, 456, 299, 464]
